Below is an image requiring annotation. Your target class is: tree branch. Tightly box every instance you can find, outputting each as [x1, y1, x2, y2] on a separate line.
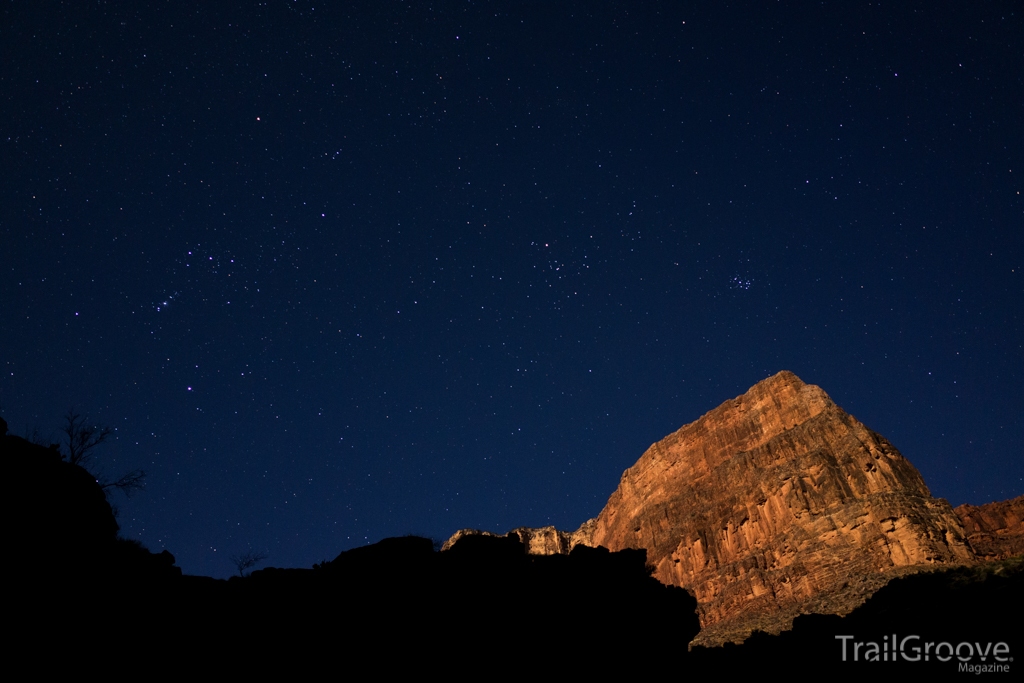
[101, 469, 146, 498]
[62, 409, 111, 468]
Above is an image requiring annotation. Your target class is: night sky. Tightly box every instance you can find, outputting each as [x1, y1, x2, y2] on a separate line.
[2, 1, 1021, 578]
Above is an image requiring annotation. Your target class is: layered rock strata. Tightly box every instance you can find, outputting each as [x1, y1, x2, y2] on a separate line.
[954, 495, 1024, 561]
[587, 371, 975, 643]
[441, 372, 1020, 645]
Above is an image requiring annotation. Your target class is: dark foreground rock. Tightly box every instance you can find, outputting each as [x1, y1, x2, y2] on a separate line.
[690, 556, 1023, 675]
[6, 416, 697, 670]
[6, 412, 1019, 675]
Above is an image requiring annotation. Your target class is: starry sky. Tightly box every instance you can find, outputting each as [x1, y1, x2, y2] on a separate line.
[2, 1, 1021, 578]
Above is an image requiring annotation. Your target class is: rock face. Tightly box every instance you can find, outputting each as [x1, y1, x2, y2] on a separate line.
[955, 495, 1024, 561]
[441, 523, 596, 555]
[588, 371, 976, 644]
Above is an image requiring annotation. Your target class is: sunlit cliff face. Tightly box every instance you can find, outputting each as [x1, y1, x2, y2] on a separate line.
[590, 371, 974, 641]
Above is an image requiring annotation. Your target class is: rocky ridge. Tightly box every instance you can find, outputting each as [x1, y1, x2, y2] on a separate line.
[441, 522, 596, 555]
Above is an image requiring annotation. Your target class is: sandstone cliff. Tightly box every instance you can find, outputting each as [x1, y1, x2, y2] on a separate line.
[587, 371, 976, 644]
[955, 495, 1024, 561]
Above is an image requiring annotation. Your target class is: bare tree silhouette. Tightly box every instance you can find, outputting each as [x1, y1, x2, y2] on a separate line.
[61, 409, 146, 498]
[230, 550, 269, 577]
[62, 409, 111, 468]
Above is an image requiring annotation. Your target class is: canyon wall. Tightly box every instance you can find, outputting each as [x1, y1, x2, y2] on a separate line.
[955, 495, 1024, 561]
[587, 371, 975, 642]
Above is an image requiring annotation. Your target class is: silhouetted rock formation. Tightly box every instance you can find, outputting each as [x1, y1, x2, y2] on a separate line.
[4, 417, 115, 563]
[3, 415, 176, 583]
[8, 406, 697, 668]
[5, 415, 184, 670]
[955, 495, 1024, 561]
[138, 532, 699, 669]
[321, 532, 699, 648]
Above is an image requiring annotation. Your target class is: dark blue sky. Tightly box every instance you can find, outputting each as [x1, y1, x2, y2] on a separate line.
[3, 1, 1021, 577]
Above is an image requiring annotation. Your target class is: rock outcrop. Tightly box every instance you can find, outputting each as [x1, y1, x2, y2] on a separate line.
[587, 371, 976, 644]
[441, 523, 595, 555]
[955, 495, 1024, 561]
